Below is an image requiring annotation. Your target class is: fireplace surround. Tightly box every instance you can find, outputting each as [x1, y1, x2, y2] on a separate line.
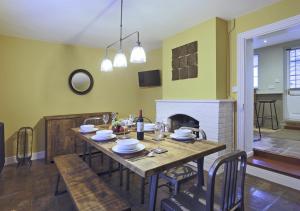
[156, 99, 235, 170]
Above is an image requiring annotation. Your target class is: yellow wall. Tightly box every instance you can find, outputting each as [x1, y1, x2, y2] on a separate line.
[229, 0, 300, 98]
[0, 35, 161, 157]
[136, 48, 162, 121]
[162, 17, 228, 99]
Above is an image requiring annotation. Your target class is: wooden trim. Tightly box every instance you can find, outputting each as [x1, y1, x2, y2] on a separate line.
[247, 150, 300, 179]
[44, 112, 111, 120]
[253, 149, 300, 165]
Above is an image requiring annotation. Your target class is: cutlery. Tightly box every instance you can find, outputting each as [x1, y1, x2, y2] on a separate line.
[128, 150, 155, 162]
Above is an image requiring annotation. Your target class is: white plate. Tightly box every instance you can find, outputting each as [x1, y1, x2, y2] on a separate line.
[170, 133, 196, 140]
[112, 143, 145, 154]
[91, 134, 116, 141]
[144, 129, 155, 132]
[79, 128, 98, 133]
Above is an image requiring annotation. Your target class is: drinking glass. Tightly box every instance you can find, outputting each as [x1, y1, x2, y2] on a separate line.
[103, 114, 109, 125]
[111, 112, 117, 121]
[154, 122, 164, 152]
[128, 114, 134, 125]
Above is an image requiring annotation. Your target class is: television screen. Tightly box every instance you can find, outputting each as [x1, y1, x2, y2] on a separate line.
[138, 70, 161, 87]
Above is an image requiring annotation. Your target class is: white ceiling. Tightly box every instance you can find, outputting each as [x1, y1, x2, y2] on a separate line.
[253, 24, 300, 49]
[0, 0, 280, 51]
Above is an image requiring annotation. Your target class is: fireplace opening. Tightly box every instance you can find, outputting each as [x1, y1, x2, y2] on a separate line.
[168, 114, 199, 137]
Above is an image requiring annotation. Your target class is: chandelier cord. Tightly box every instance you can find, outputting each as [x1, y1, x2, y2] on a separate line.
[119, 0, 123, 50]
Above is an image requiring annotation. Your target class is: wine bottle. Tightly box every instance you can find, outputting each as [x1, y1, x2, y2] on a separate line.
[136, 109, 144, 140]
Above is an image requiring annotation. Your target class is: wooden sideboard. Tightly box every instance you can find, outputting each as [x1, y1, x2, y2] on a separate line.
[44, 112, 111, 163]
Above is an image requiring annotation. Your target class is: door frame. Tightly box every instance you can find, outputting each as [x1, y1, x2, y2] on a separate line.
[237, 14, 300, 153]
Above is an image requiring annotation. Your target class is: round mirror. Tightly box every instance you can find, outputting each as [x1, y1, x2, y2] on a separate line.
[68, 69, 94, 95]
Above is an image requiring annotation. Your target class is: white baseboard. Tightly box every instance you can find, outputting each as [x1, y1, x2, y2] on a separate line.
[246, 165, 300, 191]
[4, 151, 45, 166]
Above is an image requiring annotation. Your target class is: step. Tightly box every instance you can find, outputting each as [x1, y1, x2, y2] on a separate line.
[284, 121, 300, 130]
[247, 149, 300, 179]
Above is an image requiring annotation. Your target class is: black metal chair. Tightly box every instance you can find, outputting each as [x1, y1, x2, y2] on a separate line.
[161, 150, 247, 211]
[82, 116, 122, 181]
[0, 122, 5, 173]
[159, 127, 207, 195]
[81, 117, 104, 166]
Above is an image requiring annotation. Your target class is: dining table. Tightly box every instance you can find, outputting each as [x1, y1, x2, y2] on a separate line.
[71, 126, 226, 211]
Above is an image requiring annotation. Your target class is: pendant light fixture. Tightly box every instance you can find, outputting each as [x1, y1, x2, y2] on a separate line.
[100, 0, 146, 72]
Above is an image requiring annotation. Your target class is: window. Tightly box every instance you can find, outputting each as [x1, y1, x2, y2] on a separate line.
[288, 48, 300, 89]
[253, 55, 259, 88]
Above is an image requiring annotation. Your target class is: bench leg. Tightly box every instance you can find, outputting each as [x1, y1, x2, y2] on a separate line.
[54, 174, 67, 196]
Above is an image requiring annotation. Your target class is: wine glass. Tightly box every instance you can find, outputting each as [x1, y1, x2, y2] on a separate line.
[154, 122, 164, 152]
[111, 112, 117, 122]
[103, 114, 109, 125]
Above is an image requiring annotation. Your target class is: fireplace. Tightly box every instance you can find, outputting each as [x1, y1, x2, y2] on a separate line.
[169, 114, 199, 132]
[156, 99, 235, 170]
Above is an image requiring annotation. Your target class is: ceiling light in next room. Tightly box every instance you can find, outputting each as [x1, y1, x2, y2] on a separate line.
[263, 40, 268, 43]
[100, 0, 146, 72]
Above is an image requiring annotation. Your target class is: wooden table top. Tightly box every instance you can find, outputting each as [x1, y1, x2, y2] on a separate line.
[72, 127, 226, 178]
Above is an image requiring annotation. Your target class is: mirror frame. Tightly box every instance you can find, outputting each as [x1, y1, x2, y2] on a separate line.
[68, 69, 94, 95]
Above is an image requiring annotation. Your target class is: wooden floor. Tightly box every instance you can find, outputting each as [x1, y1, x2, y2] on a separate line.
[1, 156, 300, 211]
[253, 129, 300, 159]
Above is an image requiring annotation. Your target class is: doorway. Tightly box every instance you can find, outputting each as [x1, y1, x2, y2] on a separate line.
[237, 14, 300, 182]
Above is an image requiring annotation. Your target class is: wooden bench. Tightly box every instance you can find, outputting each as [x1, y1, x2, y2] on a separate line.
[54, 154, 131, 211]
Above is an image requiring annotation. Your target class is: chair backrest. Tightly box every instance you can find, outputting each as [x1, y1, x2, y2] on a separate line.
[83, 117, 103, 125]
[0, 122, 5, 173]
[206, 151, 247, 211]
[179, 127, 207, 140]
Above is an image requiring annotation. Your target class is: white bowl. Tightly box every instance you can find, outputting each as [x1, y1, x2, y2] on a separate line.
[80, 124, 95, 131]
[116, 139, 139, 150]
[174, 129, 192, 137]
[96, 130, 113, 137]
[144, 123, 155, 128]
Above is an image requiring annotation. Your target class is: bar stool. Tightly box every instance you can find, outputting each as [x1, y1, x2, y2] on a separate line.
[257, 100, 279, 130]
[254, 102, 261, 140]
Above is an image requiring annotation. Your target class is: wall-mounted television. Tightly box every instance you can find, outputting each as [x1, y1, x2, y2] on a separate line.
[138, 70, 161, 87]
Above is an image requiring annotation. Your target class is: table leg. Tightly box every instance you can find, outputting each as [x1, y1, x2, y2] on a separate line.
[126, 169, 130, 191]
[148, 174, 159, 211]
[83, 142, 87, 161]
[119, 165, 123, 187]
[88, 144, 92, 167]
[197, 157, 204, 188]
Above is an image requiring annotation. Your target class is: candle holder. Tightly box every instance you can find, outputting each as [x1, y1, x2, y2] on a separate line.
[16, 127, 33, 167]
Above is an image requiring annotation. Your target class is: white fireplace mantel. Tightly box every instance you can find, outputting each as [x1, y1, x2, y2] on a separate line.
[156, 99, 235, 170]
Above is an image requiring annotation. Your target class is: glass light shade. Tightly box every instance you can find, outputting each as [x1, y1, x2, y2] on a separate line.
[113, 51, 127, 68]
[130, 45, 146, 63]
[100, 58, 113, 72]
